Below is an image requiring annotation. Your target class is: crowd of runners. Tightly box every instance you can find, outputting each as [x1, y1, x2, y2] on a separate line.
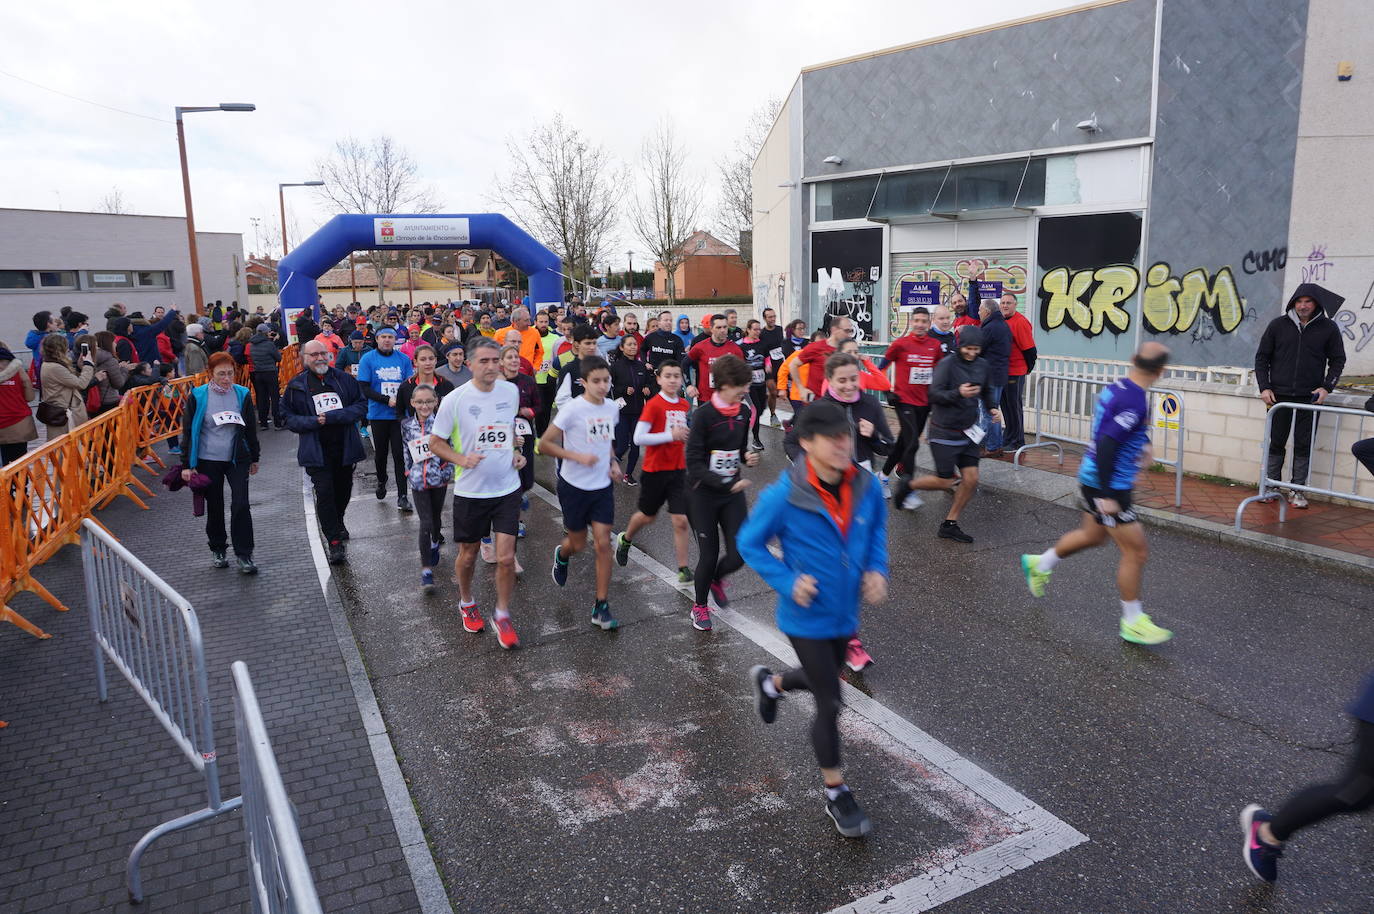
[20, 290, 1366, 867]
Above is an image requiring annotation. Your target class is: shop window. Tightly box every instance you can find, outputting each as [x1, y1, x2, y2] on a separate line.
[814, 175, 879, 222]
[934, 158, 1046, 213]
[869, 169, 947, 220]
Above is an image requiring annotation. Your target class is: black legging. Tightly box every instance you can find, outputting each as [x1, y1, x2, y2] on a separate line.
[536, 379, 558, 437]
[748, 385, 766, 444]
[1, 441, 28, 466]
[883, 403, 930, 476]
[1354, 438, 1374, 477]
[197, 458, 254, 557]
[688, 491, 747, 605]
[1271, 719, 1374, 841]
[781, 635, 850, 770]
[369, 418, 405, 490]
[614, 408, 641, 478]
[412, 485, 447, 565]
[252, 372, 280, 427]
[519, 425, 536, 492]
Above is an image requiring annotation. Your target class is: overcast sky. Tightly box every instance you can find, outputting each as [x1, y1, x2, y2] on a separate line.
[1, 0, 1079, 269]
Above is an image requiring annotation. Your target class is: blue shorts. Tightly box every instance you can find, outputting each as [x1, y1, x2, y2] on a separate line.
[557, 479, 615, 532]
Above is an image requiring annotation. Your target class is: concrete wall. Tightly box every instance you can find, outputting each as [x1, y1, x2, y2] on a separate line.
[751, 82, 804, 324]
[798, 0, 1156, 176]
[0, 209, 243, 352]
[1284, 0, 1374, 375]
[1144, 0, 1310, 367]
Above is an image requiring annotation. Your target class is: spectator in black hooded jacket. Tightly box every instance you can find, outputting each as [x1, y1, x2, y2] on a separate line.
[1254, 283, 1347, 506]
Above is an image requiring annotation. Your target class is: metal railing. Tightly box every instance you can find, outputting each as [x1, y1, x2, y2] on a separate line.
[233, 662, 324, 914]
[1235, 401, 1374, 530]
[80, 518, 242, 903]
[1014, 373, 1186, 507]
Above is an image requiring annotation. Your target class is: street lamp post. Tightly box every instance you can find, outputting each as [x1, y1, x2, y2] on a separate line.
[626, 250, 634, 297]
[279, 181, 324, 257]
[175, 103, 255, 315]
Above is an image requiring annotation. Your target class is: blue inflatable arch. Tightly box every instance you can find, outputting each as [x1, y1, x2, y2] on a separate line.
[275, 213, 563, 330]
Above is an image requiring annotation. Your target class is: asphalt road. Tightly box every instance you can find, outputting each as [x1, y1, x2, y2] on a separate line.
[331, 420, 1374, 913]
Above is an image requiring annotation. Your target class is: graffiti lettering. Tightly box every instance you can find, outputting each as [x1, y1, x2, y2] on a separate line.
[1141, 262, 1245, 334]
[1333, 310, 1374, 352]
[1301, 244, 1333, 284]
[1241, 246, 1287, 274]
[1040, 265, 1137, 336]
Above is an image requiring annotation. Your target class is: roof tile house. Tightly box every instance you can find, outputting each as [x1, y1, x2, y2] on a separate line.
[653, 231, 750, 299]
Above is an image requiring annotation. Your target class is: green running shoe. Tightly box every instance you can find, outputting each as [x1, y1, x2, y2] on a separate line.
[1021, 554, 1051, 597]
[614, 532, 631, 567]
[1121, 613, 1172, 645]
[677, 566, 693, 584]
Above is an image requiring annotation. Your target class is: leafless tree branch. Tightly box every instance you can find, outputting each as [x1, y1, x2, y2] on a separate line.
[631, 120, 702, 308]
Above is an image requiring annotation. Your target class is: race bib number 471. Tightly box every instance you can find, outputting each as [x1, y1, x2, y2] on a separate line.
[585, 416, 613, 443]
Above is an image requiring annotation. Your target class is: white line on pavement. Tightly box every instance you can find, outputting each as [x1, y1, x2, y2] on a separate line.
[528, 481, 1088, 914]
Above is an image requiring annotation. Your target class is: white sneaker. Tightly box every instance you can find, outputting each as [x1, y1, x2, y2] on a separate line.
[901, 491, 925, 510]
[1287, 490, 1309, 509]
[880, 474, 892, 499]
[480, 538, 496, 563]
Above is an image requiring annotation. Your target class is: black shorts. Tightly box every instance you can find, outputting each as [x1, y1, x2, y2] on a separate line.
[637, 469, 687, 517]
[1080, 485, 1138, 526]
[557, 479, 615, 532]
[452, 489, 522, 543]
[929, 437, 981, 478]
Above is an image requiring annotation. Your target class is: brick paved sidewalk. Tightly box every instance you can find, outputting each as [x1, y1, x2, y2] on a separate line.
[0, 431, 423, 913]
[1006, 447, 1374, 561]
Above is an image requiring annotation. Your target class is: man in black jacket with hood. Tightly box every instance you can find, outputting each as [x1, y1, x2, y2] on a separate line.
[1254, 283, 1347, 508]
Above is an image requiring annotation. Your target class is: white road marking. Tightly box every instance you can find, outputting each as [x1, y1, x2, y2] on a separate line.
[529, 482, 1088, 913]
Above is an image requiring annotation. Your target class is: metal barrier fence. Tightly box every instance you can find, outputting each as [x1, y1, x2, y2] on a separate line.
[233, 662, 324, 914]
[1234, 401, 1374, 530]
[1014, 373, 1186, 507]
[80, 518, 242, 903]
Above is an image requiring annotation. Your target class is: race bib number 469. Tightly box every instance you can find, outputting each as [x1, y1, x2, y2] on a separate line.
[475, 423, 511, 452]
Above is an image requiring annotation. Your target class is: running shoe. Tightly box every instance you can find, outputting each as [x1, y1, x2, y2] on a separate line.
[752, 439, 765, 451]
[521, 494, 530, 512]
[891, 473, 915, 510]
[167, 444, 181, 456]
[327, 541, 347, 565]
[1287, 490, 1309, 509]
[825, 788, 872, 838]
[211, 549, 229, 569]
[880, 474, 892, 500]
[375, 483, 386, 500]
[677, 566, 693, 584]
[518, 521, 527, 539]
[551, 545, 569, 587]
[493, 614, 520, 650]
[340, 526, 351, 542]
[938, 521, 973, 543]
[421, 569, 435, 594]
[359, 425, 370, 439]
[624, 475, 638, 486]
[1120, 613, 1173, 645]
[480, 538, 496, 564]
[1240, 804, 1281, 883]
[845, 638, 874, 672]
[691, 603, 712, 631]
[459, 601, 485, 633]
[614, 532, 632, 567]
[749, 665, 777, 723]
[709, 578, 730, 609]
[237, 556, 259, 575]
[1021, 554, 1052, 598]
[429, 538, 441, 567]
[591, 599, 619, 631]
[902, 490, 925, 510]
[397, 494, 413, 512]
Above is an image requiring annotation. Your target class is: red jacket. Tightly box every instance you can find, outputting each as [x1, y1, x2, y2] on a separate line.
[798, 339, 835, 396]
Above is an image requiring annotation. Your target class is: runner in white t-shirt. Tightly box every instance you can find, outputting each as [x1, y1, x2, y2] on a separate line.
[428, 337, 526, 650]
[538, 354, 623, 632]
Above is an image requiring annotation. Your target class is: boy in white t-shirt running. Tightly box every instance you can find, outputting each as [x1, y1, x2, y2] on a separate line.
[538, 355, 623, 631]
[428, 337, 526, 650]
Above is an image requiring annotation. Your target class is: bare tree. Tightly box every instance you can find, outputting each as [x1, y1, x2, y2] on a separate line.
[313, 136, 440, 304]
[95, 187, 129, 214]
[493, 115, 621, 295]
[716, 99, 782, 267]
[631, 120, 702, 308]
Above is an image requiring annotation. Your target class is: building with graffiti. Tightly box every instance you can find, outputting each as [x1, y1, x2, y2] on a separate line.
[751, 0, 1374, 374]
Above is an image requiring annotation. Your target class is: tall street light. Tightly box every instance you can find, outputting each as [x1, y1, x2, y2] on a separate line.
[176, 103, 255, 315]
[279, 181, 324, 257]
[626, 250, 634, 297]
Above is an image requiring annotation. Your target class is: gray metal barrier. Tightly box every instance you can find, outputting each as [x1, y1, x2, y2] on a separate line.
[80, 518, 242, 903]
[233, 661, 324, 914]
[1014, 373, 1186, 507]
[1235, 401, 1374, 530]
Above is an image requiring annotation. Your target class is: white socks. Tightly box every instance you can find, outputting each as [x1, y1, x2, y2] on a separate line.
[825, 784, 849, 801]
[1036, 548, 1061, 573]
[1120, 599, 1143, 624]
[761, 676, 780, 699]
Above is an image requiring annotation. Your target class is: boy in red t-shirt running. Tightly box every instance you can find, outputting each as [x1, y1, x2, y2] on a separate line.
[615, 359, 693, 582]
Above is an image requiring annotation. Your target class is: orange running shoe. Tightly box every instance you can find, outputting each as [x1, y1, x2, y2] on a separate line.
[493, 614, 519, 650]
[459, 601, 485, 634]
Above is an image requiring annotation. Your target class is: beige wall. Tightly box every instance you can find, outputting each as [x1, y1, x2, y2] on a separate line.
[751, 85, 802, 324]
[1286, 0, 1374, 375]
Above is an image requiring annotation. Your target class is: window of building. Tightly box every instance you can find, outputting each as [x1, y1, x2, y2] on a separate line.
[135, 270, 172, 289]
[814, 175, 879, 222]
[0, 270, 36, 289]
[458, 255, 473, 270]
[87, 271, 134, 288]
[933, 157, 1046, 213]
[39, 270, 78, 289]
